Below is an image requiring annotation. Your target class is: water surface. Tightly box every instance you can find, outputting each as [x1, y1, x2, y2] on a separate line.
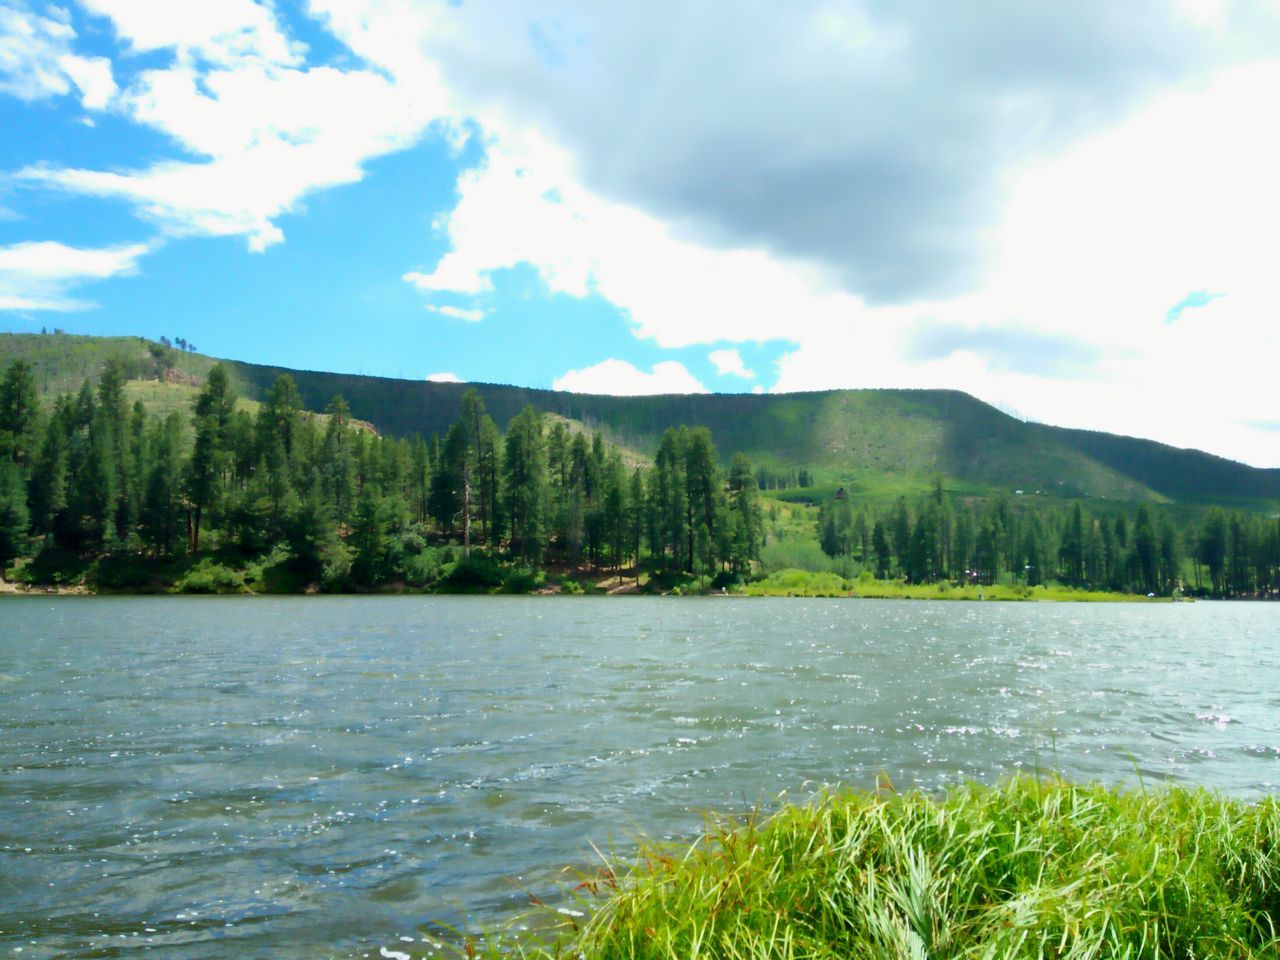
[1, 596, 1277, 958]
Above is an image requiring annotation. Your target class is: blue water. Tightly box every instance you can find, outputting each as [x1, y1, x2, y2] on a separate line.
[1, 596, 1276, 958]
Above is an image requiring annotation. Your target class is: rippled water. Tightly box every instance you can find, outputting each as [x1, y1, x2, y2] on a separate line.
[1, 596, 1277, 958]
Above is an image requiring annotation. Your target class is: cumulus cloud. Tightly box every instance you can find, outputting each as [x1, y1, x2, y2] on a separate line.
[708, 348, 754, 379]
[402, 132, 837, 348]
[0, 3, 116, 109]
[18, 0, 451, 251]
[401, 1, 1280, 303]
[0, 239, 150, 311]
[425, 371, 463, 383]
[77, 0, 302, 68]
[552, 359, 708, 396]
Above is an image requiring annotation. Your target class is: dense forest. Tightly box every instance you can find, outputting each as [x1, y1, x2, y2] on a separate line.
[0, 358, 761, 592]
[0, 355, 1276, 597]
[811, 483, 1279, 597]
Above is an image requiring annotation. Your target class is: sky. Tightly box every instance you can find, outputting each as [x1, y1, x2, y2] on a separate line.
[1, 1, 1279, 467]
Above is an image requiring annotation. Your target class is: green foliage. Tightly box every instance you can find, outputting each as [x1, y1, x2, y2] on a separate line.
[502, 564, 545, 594]
[744, 568, 1155, 601]
[174, 558, 246, 593]
[758, 538, 837, 574]
[444, 554, 506, 591]
[14, 544, 90, 585]
[402, 544, 450, 587]
[89, 552, 181, 592]
[506, 778, 1280, 960]
[0, 459, 29, 564]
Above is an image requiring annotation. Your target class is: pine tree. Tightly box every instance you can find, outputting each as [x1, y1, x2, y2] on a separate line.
[141, 413, 185, 556]
[28, 401, 69, 541]
[503, 405, 546, 563]
[187, 364, 237, 555]
[0, 359, 40, 469]
[350, 483, 387, 583]
[0, 459, 29, 565]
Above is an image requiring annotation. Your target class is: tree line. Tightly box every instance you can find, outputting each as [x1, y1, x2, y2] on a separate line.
[817, 482, 1280, 597]
[0, 359, 761, 590]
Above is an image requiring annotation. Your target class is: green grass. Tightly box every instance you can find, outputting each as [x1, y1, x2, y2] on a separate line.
[121, 379, 264, 421]
[0, 332, 219, 398]
[743, 569, 1157, 601]
[495, 778, 1280, 959]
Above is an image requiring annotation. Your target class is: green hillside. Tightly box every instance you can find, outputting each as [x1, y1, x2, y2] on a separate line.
[223, 361, 1159, 500]
[0, 333, 218, 396]
[3, 332, 1277, 508]
[1034, 423, 1280, 504]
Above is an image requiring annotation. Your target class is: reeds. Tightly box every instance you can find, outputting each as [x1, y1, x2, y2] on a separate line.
[503, 778, 1280, 959]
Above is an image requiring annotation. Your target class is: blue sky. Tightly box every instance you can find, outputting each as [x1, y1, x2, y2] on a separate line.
[1, 1, 1279, 466]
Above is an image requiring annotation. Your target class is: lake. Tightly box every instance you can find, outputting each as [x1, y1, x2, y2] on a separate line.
[1, 596, 1277, 958]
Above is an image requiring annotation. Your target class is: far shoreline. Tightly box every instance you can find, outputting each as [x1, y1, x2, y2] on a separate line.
[0, 575, 1189, 602]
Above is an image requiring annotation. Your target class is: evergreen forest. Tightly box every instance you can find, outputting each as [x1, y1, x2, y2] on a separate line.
[0, 351, 1276, 598]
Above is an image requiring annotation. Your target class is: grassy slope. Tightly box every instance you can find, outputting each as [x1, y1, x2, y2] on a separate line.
[5, 333, 1278, 507]
[1034, 421, 1280, 504]
[223, 360, 1161, 500]
[1, 333, 218, 397]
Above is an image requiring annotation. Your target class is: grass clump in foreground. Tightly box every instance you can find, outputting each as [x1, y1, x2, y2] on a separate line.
[503, 778, 1280, 959]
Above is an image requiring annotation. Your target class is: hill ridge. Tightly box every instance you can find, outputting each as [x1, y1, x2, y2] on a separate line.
[3, 332, 1276, 507]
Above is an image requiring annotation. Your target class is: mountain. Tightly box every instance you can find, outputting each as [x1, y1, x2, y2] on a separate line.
[4, 332, 1277, 507]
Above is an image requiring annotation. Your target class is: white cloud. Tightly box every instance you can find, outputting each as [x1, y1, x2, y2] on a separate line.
[426, 304, 485, 322]
[0, 239, 150, 311]
[404, 266, 491, 296]
[708, 348, 754, 379]
[426, 371, 463, 383]
[387, 1, 1271, 303]
[57, 53, 117, 109]
[405, 131, 834, 348]
[0, 4, 115, 110]
[18, 1, 451, 251]
[77, 0, 302, 68]
[552, 359, 708, 396]
[0, 4, 74, 100]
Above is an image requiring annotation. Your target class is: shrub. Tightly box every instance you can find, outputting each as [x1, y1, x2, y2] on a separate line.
[445, 555, 505, 590]
[503, 566, 545, 593]
[403, 546, 447, 587]
[175, 559, 245, 593]
[758, 539, 834, 574]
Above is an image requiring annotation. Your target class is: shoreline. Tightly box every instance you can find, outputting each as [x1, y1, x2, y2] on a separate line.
[0, 578, 1190, 601]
